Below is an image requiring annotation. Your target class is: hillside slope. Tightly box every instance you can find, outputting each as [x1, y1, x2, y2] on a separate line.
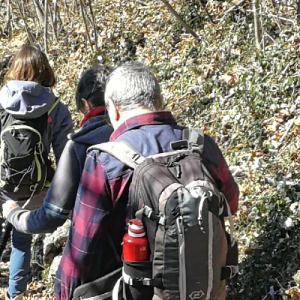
[1, 0, 300, 299]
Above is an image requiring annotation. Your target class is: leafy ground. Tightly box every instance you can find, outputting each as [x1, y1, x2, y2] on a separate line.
[1, 0, 300, 299]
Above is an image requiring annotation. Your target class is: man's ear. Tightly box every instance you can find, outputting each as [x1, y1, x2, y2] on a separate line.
[106, 97, 120, 122]
[158, 94, 164, 111]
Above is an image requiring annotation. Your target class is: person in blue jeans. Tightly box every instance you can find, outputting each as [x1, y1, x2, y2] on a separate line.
[2, 62, 113, 299]
[0, 44, 73, 300]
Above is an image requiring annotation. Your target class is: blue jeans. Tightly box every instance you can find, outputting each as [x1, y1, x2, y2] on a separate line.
[0, 189, 47, 298]
[8, 228, 32, 298]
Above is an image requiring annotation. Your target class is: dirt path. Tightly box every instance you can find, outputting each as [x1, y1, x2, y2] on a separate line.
[0, 259, 54, 299]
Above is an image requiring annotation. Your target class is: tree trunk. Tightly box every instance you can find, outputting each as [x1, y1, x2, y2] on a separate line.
[16, 0, 33, 44]
[88, 0, 98, 51]
[32, 0, 43, 26]
[5, 0, 12, 37]
[78, 0, 94, 51]
[297, 0, 300, 25]
[48, 3, 58, 41]
[44, 0, 48, 54]
[253, 0, 261, 50]
[33, 0, 44, 25]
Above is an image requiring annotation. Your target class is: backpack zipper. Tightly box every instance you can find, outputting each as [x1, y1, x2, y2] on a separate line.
[1, 125, 42, 139]
[176, 216, 186, 300]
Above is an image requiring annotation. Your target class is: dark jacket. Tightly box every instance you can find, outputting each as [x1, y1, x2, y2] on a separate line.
[7, 114, 113, 233]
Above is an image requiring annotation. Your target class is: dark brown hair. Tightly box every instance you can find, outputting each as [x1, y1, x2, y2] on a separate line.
[5, 44, 56, 87]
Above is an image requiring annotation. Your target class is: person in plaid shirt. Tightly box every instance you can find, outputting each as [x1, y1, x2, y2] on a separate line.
[54, 61, 239, 300]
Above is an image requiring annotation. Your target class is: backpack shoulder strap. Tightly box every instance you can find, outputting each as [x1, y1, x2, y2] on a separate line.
[48, 98, 60, 115]
[183, 127, 204, 154]
[183, 127, 217, 183]
[88, 141, 146, 170]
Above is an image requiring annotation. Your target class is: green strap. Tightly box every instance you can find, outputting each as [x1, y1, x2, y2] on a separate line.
[48, 98, 60, 115]
[44, 180, 51, 188]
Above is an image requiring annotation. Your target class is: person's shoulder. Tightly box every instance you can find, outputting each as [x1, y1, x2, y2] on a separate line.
[88, 144, 131, 180]
[49, 99, 72, 132]
[49, 99, 71, 117]
[204, 133, 217, 145]
[62, 139, 76, 152]
[202, 133, 222, 155]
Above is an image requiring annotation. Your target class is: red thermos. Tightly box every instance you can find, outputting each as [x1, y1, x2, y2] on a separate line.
[123, 219, 148, 261]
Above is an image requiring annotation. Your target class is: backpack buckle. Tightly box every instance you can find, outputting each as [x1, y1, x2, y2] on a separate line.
[131, 153, 144, 164]
[189, 142, 200, 153]
[142, 278, 152, 286]
[123, 270, 152, 286]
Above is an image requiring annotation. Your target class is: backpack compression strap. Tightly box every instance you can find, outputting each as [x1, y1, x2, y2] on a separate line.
[182, 127, 218, 185]
[88, 141, 146, 170]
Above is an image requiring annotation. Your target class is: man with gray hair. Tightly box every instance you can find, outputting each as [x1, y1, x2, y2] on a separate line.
[53, 61, 239, 300]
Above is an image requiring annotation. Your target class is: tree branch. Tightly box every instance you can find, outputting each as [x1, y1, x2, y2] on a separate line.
[88, 0, 98, 51]
[48, 2, 58, 41]
[159, 0, 200, 41]
[297, 0, 300, 24]
[222, 0, 245, 17]
[253, 0, 262, 50]
[78, 0, 94, 51]
[44, 0, 48, 54]
[15, 0, 34, 44]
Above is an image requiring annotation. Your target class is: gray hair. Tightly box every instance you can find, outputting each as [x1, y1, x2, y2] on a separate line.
[105, 61, 161, 111]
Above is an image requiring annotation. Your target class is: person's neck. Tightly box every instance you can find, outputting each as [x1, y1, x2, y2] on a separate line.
[112, 108, 155, 129]
[80, 106, 106, 127]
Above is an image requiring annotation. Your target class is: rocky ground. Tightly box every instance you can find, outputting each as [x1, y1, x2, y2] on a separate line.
[0, 220, 70, 299]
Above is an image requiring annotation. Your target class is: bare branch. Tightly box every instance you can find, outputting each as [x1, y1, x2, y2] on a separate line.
[48, 3, 58, 41]
[297, 0, 300, 25]
[15, 0, 34, 44]
[88, 0, 98, 51]
[32, 0, 44, 26]
[266, 13, 296, 25]
[5, 0, 12, 37]
[44, 0, 48, 54]
[222, 0, 245, 17]
[62, 0, 71, 22]
[78, 0, 94, 51]
[159, 0, 200, 41]
[253, 0, 262, 50]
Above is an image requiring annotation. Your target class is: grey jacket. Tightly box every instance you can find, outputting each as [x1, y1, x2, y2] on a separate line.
[0, 80, 73, 162]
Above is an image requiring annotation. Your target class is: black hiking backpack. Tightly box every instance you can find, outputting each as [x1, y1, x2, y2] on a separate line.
[87, 128, 239, 300]
[0, 100, 59, 201]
